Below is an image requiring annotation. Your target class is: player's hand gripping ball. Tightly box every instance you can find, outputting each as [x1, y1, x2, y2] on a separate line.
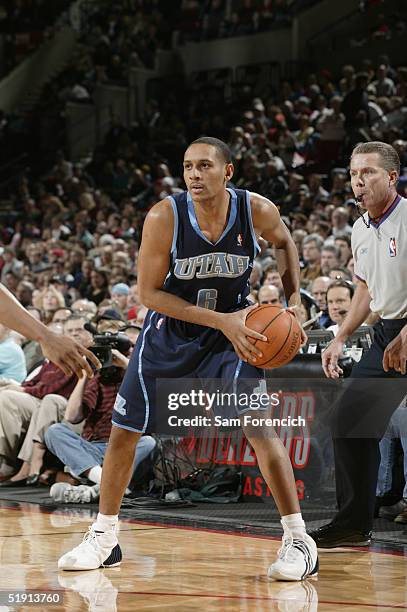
[245, 304, 302, 368]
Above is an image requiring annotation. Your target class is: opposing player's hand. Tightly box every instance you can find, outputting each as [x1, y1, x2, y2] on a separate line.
[40, 330, 101, 378]
[383, 328, 407, 375]
[218, 304, 268, 363]
[286, 305, 308, 347]
[322, 337, 345, 379]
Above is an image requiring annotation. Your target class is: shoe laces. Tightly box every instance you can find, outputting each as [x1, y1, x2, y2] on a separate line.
[278, 533, 293, 559]
[81, 525, 116, 549]
[278, 534, 306, 563]
[82, 526, 99, 548]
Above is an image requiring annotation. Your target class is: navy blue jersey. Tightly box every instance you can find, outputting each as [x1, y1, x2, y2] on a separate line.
[165, 188, 260, 314]
[112, 187, 266, 434]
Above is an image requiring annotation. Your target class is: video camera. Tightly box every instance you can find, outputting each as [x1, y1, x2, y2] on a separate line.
[84, 323, 132, 383]
[88, 332, 132, 369]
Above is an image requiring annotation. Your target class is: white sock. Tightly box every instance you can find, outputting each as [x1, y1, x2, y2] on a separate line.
[87, 465, 102, 484]
[281, 512, 307, 539]
[94, 512, 119, 534]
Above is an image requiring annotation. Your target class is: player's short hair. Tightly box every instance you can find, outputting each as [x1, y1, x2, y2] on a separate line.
[188, 136, 232, 164]
[351, 141, 400, 175]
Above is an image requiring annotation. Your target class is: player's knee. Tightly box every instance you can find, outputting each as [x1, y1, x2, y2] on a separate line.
[110, 425, 141, 449]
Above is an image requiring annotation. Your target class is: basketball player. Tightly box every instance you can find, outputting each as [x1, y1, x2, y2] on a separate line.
[0, 284, 100, 378]
[311, 141, 407, 548]
[58, 137, 318, 580]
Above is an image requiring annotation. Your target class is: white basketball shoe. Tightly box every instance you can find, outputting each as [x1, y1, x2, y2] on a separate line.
[267, 532, 318, 581]
[58, 525, 122, 571]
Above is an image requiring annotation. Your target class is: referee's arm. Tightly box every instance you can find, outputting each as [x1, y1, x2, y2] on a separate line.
[336, 279, 372, 343]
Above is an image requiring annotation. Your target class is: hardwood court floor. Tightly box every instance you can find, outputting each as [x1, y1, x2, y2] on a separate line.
[0, 504, 406, 611]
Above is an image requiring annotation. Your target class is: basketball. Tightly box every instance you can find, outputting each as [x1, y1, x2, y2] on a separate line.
[246, 304, 302, 369]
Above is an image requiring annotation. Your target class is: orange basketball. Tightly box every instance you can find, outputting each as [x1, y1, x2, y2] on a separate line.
[245, 304, 302, 369]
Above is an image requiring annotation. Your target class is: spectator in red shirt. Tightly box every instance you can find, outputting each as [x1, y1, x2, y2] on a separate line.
[0, 315, 94, 486]
[44, 347, 156, 502]
[0, 350, 77, 480]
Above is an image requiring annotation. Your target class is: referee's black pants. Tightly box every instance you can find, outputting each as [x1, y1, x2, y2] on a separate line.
[332, 319, 407, 532]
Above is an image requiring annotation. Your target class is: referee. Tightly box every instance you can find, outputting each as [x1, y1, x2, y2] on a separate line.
[311, 141, 407, 548]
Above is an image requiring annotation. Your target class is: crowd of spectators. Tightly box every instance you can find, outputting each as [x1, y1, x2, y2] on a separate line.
[175, 0, 295, 43]
[0, 0, 71, 77]
[350, 2, 406, 49]
[0, 0, 69, 32]
[0, 54, 406, 325]
[0, 42, 405, 504]
[0, 0, 177, 165]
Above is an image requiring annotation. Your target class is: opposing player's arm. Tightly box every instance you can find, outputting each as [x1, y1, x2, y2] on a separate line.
[138, 199, 267, 362]
[0, 283, 100, 378]
[250, 193, 301, 310]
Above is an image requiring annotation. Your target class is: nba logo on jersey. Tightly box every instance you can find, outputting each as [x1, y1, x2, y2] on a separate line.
[237, 233, 243, 246]
[389, 237, 397, 257]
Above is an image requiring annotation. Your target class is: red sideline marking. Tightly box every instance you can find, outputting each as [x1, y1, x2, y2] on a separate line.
[114, 590, 407, 608]
[0, 502, 406, 558]
[1, 504, 407, 608]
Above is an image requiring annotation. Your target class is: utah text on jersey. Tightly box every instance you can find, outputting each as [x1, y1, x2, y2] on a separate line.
[174, 252, 250, 280]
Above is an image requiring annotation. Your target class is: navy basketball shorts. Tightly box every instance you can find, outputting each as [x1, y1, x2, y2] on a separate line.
[112, 310, 267, 434]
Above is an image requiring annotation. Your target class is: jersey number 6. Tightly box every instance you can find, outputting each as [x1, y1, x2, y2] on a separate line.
[196, 288, 218, 310]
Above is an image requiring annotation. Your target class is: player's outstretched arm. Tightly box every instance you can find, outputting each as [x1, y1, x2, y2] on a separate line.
[0, 283, 100, 378]
[137, 199, 267, 362]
